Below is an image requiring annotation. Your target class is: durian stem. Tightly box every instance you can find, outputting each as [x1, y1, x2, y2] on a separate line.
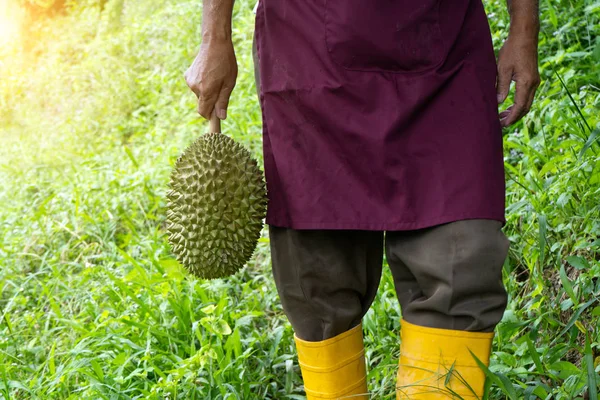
[209, 112, 222, 133]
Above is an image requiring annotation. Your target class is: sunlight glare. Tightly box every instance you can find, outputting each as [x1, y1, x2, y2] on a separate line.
[0, 0, 22, 49]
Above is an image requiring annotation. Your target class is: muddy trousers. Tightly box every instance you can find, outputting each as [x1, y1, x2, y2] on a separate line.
[269, 220, 510, 399]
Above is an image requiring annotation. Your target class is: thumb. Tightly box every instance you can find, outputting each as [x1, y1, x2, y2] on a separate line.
[215, 85, 234, 120]
[496, 64, 513, 104]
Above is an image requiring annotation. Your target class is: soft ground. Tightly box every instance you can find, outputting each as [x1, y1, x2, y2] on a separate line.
[0, 0, 599, 398]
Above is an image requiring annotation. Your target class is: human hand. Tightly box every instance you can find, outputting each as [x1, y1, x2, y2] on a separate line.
[184, 38, 238, 120]
[496, 34, 540, 127]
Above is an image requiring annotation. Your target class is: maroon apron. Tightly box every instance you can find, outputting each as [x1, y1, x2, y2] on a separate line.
[254, 0, 505, 230]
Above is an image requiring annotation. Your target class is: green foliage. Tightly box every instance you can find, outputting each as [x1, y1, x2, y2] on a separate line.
[0, 0, 598, 398]
[17, 0, 104, 14]
[486, 1, 600, 398]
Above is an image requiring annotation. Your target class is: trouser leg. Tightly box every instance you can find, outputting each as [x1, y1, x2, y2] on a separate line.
[386, 219, 509, 332]
[269, 226, 383, 400]
[386, 219, 509, 399]
[269, 226, 383, 341]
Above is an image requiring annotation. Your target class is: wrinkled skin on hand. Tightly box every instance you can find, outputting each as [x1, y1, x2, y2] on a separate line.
[496, 34, 540, 127]
[185, 38, 238, 120]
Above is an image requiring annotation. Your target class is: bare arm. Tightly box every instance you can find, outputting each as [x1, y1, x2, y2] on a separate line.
[496, 0, 540, 127]
[185, 0, 237, 120]
[506, 0, 539, 33]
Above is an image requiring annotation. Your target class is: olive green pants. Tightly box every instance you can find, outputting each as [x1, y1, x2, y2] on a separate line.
[269, 220, 509, 342]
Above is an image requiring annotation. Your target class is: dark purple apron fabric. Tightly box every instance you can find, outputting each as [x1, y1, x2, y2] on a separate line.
[254, 0, 505, 231]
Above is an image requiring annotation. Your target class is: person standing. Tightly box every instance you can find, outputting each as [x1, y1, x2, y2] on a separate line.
[185, 0, 540, 398]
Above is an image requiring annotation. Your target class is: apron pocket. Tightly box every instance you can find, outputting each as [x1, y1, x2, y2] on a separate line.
[325, 0, 445, 73]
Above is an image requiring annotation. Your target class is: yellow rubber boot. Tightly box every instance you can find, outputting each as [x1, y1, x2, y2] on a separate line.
[396, 319, 493, 399]
[294, 323, 369, 399]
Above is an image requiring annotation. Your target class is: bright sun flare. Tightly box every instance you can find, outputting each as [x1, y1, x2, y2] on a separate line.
[0, 0, 22, 48]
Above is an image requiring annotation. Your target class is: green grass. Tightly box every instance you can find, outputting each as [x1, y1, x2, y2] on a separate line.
[0, 0, 599, 398]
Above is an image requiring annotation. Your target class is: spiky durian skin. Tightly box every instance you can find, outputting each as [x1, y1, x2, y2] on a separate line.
[166, 133, 267, 279]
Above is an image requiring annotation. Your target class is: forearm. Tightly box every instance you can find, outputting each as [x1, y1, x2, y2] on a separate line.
[506, 0, 540, 41]
[201, 0, 235, 42]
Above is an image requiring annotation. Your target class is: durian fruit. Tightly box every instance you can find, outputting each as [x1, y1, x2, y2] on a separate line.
[166, 132, 267, 279]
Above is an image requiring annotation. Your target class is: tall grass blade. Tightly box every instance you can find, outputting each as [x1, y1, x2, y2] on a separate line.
[538, 214, 547, 268]
[578, 127, 600, 158]
[585, 334, 599, 400]
[554, 69, 593, 133]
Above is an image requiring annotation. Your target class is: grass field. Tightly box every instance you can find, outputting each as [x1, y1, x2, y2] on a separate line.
[0, 0, 599, 398]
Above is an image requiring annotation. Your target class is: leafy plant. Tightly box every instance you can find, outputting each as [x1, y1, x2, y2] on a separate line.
[0, 0, 598, 398]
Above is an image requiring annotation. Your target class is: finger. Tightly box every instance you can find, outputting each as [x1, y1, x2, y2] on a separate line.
[184, 69, 201, 98]
[214, 85, 234, 120]
[501, 103, 526, 127]
[499, 105, 512, 126]
[523, 78, 540, 117]
[496, 64, 513, 104]
[501, 79, 530, 127]
[499, 106, 512, 121]
[197, 86, 221, 119]
[197, 96, 217, 119]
